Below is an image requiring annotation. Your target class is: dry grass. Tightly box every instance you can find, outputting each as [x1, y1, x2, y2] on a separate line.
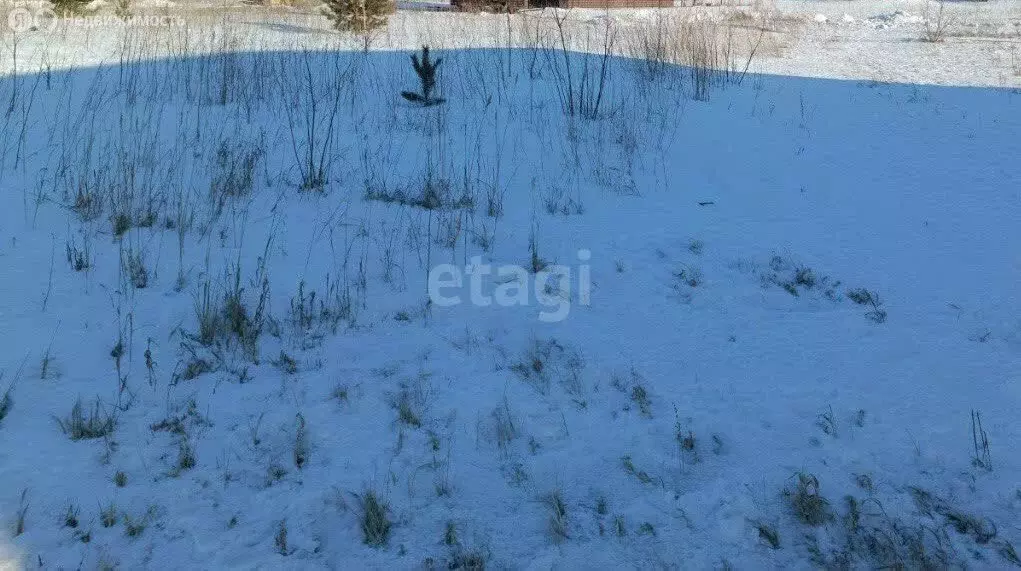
[275, 520, 289, 555]
[360, 490, 392, 547]
[545, 489, 569, 543]
[787, 472, 831, 526]
[0, 385, 11, 427]
[294, 413, 309, 469]
[922, 0, 955, 43]
[56, 398, 116, 440]
[621, 10, 783, 88]
[14, 490, 28, 537]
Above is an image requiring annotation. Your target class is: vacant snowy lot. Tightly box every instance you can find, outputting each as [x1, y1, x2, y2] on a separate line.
[0, 2, 1019, 569]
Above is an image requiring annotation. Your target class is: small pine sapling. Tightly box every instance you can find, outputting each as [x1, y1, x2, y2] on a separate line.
[401, 46, 446, 107]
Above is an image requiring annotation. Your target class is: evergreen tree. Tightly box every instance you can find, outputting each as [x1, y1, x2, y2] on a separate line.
[50, 0, 91, 16]
[324, 0, 393, 39]
[401, 46, 446, 107]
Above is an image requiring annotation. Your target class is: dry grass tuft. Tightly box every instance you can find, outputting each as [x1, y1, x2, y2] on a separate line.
[56, 398, 115, 440]
[361, 490, 392, 548]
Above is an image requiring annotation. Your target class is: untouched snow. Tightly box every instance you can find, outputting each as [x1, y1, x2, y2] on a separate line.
[1, 0, 1020, 88]
[0, 3, 1019, 570]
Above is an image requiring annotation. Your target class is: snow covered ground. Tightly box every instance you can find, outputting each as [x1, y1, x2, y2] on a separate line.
[0, 2, 1019, 569]
[1, 0, 1020, 87]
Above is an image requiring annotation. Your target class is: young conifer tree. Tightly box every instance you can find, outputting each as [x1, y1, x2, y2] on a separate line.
[401, 46, 446, 107]
[324, 0, 393, 48]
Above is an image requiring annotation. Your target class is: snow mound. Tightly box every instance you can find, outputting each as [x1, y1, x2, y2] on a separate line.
[865, 10, 925, 29]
